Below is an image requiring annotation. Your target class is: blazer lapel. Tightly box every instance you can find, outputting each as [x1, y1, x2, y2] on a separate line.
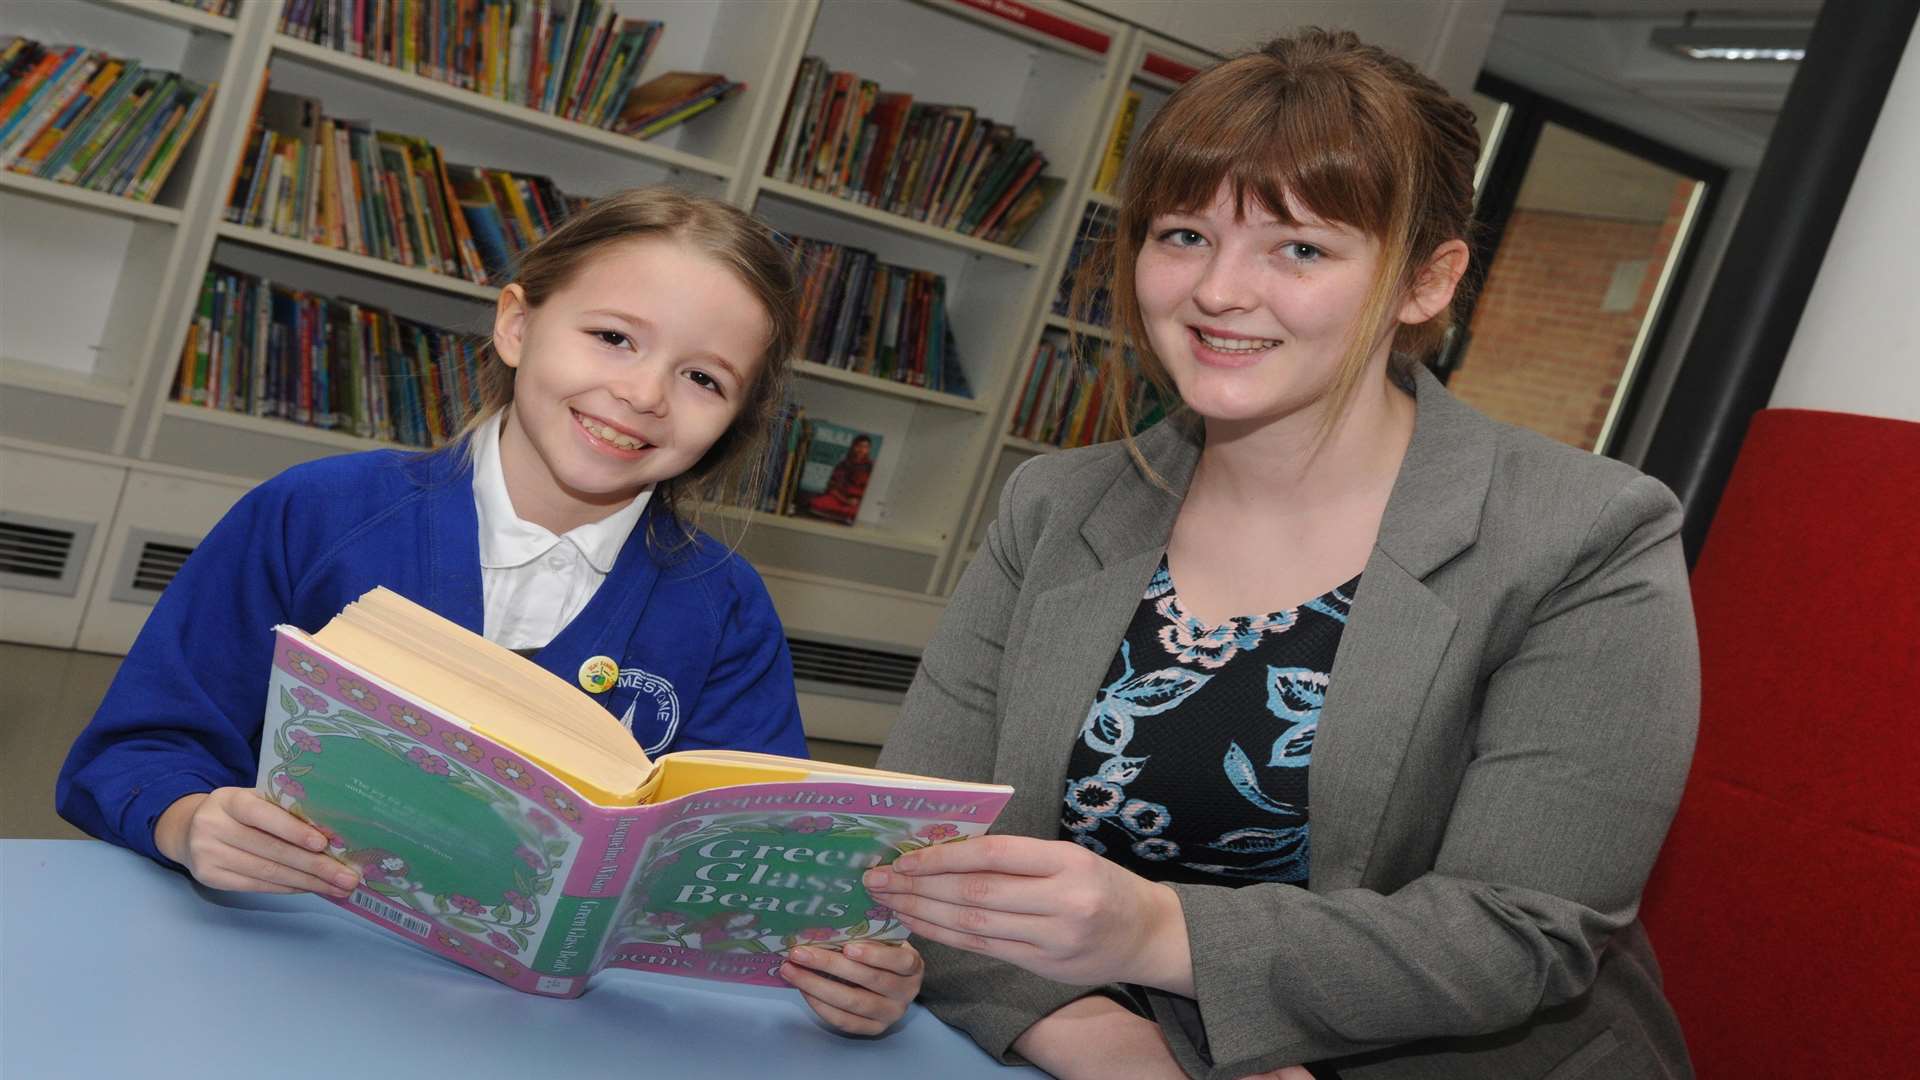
[999, 547, 1169, 836]
[997, 422, 1199, 837]
[1309, 370, 1496, 891]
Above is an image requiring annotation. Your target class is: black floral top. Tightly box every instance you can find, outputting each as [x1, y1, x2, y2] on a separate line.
[1059, 557, 1358, 888]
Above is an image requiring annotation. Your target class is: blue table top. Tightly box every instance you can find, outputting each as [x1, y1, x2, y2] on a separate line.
[1, 839, 1036, 1079]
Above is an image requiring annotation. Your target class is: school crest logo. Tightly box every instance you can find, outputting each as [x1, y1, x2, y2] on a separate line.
[615, 667, 681, 756]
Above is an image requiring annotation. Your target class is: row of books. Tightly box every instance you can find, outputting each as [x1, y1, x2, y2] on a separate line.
[227, 86, 584, 285]
[754, 407, 883, 526]
[1009, 331, 1164, 450]
[1052, 204, 1116, 327]
[173, 265, 483, 449]
[789, 235, 972, 398]
[765, 57, 1061, 245]
[0, 39, 215, 202]
[277, 0, 740, 141]
[168, 0, 235, 14]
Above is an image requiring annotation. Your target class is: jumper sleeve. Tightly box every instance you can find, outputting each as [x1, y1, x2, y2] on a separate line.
[55, 479, 302, 867]
[671, 557, 808, 758]
[1143, 475, 1700, 1078]
[877, 457, 1104, 1062]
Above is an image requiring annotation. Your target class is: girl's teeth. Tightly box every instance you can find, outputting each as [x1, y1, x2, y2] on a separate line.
[579, 415, 645, 449]
[1197, 331, 1282, 352]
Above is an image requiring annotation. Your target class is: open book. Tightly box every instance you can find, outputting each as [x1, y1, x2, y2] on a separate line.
[257, 588, 1010, 998]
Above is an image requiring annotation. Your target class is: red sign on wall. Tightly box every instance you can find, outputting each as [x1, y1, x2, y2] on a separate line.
[949, 0, 1112, 55]
[1142, 53, 1200, 84]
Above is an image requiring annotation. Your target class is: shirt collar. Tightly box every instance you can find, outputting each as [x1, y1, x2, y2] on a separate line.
[471, 411, 651, 574]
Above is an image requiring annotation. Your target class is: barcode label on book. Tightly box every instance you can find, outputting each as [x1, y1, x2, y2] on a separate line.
[351, 889, 431, 938]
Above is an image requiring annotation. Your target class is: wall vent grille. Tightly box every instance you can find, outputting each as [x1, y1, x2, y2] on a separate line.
[788, 634, 921, 704]
[0, 512, 93, 597]
[108, 529, 199, 606]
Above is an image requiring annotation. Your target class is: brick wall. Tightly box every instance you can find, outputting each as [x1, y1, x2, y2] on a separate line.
[1449, 182, 1694, 450]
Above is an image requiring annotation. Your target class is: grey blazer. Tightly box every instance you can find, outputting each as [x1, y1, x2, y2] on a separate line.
[878, 370, 1699, 1079]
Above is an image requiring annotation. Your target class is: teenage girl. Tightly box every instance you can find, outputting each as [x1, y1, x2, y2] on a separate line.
[59, 188, 922, 1035]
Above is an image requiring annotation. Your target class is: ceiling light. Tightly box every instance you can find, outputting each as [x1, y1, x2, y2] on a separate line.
[1651, 25, 1808, 63]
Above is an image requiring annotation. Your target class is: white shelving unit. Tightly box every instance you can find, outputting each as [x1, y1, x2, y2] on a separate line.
[944, 29, 1216, 592]
[2, 0, 1215, 658]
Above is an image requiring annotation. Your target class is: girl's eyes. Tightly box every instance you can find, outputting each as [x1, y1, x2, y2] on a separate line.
[1282, 242, 1323, 262]
[1156, 227, 1207, 247]
[586, 328, 726, 395]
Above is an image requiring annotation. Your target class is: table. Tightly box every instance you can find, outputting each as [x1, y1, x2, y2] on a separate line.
[1, 840, 1038, 1078]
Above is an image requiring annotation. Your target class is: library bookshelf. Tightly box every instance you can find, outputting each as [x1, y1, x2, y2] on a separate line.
[0, 0, 1216, 663]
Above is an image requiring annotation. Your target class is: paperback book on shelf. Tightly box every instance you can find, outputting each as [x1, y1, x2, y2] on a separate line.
[613, 71, 743, 140]
[173, 265, 482, 448]
[0, 37, 215, 202]
[1090, 90, 1140, 194]
[765, 56, 1061, 244]
[788, 234, 972, 397]
[260, 587, 1011, 996]
[278, 0, 739, 142]
[226, 85, 584, 285]
[789, 419, 882, 526]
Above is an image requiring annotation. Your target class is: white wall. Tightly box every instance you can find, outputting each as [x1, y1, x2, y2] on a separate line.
[1767, 20, 1920, 422]
[1073, 0, 1501, 97]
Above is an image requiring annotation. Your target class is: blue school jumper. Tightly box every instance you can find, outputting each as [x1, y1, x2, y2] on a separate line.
[56, 447, 808, 867]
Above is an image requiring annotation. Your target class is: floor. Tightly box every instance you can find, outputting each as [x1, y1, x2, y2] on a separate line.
[0, 641, 879, 841]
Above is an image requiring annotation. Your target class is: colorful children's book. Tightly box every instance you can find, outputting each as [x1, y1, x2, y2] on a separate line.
[258, 587, 1007, 997]
[789, 420, 881, 525]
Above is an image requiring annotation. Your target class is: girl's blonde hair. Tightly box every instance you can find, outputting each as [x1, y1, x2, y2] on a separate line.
[1075, 28, 1480, 464]
[456, 187, 799, 551]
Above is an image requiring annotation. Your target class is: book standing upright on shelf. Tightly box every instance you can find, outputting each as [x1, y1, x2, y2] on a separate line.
[260, 587, 1012, 997]
[1091, 90, 1140, 194]
[790, 420, 882, 526]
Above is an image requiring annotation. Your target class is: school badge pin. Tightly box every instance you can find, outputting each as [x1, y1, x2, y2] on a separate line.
[577, 655, 619, 694]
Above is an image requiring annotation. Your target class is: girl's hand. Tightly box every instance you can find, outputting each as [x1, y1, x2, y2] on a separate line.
[779, 940, 924, 1036]
[153, 788, 360, 897]
[862, 835, 1192, 992]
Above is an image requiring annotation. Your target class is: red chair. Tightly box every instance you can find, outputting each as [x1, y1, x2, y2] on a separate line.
[1640, 408, 1920, 1077]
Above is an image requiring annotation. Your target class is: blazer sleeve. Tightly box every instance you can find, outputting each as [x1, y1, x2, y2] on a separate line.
[670, 557, 809, 759]
[55, 479, 303, 868]
[877, 457, 1109, 1063]
[1138, 473, 1701, 1077]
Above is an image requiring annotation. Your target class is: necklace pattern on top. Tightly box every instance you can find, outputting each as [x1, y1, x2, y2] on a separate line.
[1060, 559, 1357, 887]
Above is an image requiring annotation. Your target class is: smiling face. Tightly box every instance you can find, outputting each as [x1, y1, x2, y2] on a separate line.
[1134, 183, 1398, 429]
[490, 237, 770, 532]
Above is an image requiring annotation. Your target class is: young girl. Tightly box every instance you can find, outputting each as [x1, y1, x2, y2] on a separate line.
[872, 31, 1698, 1079]
[57, 188, 921, 1036]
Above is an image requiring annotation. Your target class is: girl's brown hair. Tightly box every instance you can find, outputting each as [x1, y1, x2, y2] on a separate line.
[1077, 28, 1481, 460]
[456, 187, 798, 551]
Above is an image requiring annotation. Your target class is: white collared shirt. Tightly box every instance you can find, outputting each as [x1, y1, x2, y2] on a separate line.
[471, 412, 651, 652]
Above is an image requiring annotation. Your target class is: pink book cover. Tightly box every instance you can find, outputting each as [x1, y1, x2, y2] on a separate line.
[257, 627, 1012, 997]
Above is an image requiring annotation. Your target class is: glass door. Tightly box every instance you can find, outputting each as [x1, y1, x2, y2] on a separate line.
[1446, 77, 1722, 455]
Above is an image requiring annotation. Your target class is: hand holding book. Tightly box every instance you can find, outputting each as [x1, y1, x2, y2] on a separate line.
[154, 786, 361, 897]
